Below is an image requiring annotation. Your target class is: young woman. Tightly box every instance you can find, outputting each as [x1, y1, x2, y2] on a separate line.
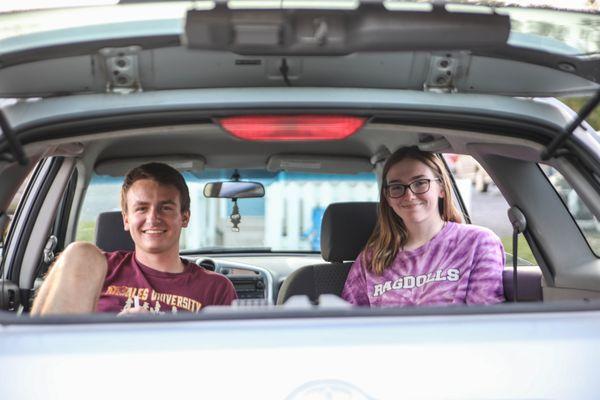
[342, 147, 505, 307]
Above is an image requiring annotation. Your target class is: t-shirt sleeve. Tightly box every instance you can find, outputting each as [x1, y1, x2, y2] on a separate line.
[341, 251, 371, 306]
[212, 276, 238, 306]
[466, 230, 506, 305]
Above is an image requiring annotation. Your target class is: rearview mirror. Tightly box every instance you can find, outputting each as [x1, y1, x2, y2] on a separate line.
[203, 181, 265, 199]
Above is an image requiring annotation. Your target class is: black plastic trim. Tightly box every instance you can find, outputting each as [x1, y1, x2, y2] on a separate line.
[184, 6, 510, 55]
[0, 161, 46, 280]
[7, 158, 64, 281]
[52, 168, 78, 253]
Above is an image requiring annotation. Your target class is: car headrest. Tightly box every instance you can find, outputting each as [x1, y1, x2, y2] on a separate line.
[95, 211, 135, 252]
[321, 202, 378, 263]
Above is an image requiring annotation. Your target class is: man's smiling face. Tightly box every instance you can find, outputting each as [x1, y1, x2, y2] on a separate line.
[122, 179, 189, 257]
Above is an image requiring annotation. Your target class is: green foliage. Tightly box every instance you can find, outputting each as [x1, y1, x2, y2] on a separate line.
[76, 220, 95, 242]
[560, 97, 600, 131]
[501, 234, 536, 265]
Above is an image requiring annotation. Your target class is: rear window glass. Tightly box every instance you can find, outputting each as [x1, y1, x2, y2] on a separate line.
[77, 170, 378, 252]
[445, 154, 534, 265]
[542, 165, 600, 256]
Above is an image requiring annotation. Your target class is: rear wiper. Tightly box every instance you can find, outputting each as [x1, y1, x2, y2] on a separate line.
[542, 88, 600, 161]
[0, 109, 28, 166]
[181, 247, 273, 255]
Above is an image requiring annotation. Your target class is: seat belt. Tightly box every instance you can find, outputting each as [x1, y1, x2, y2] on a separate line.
[507, 206, 527, 302]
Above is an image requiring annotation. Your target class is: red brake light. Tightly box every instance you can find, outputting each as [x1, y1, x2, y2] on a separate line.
[218, 115, 367, 141]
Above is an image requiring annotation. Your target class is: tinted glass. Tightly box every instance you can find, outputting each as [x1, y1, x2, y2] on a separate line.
[543, 165, 600, 257]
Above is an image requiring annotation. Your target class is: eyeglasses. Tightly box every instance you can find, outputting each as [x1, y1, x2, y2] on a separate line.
[385, 178, 441, 198]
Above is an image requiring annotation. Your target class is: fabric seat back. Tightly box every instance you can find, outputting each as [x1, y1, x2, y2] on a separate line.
[502, 267, 543, 301]
[95, 211, 135, 252]
[276, 202, 378, 304]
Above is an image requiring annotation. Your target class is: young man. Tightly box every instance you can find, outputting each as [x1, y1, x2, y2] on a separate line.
[31, 162, 237, 315]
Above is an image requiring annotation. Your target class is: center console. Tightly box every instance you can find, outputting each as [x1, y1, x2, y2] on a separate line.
[196, 258, 272, 302]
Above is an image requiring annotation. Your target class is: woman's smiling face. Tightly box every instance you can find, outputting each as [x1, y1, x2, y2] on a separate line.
[385, 158, 444, 226]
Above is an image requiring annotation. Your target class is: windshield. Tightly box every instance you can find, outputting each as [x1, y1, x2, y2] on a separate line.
[77, 169, 378, 253]
[0, 1, 598, 58]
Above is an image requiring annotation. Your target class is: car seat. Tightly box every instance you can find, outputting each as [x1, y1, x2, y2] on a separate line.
[95, 211, 135, 252]
[276, 202, 378, 304]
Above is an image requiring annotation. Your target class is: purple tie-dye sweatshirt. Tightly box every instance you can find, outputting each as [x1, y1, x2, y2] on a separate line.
[342, 222, 505, 307]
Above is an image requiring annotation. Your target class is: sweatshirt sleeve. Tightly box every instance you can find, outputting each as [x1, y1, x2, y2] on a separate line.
[341, 251, 371, 306]
[466, 230, 506, 305]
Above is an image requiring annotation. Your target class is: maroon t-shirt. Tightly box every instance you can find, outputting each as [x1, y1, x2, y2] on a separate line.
[97, 251, 237, 314]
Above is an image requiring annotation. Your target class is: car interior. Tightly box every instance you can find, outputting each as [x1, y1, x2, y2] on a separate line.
[1, 94, 599, 316]
[0, 3, 599, 318]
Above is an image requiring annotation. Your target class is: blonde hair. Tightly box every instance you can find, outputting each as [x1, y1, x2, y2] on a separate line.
[364, 147, 463, 275]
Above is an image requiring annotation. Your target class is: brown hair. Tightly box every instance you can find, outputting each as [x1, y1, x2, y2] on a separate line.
[364, 147, 462, 275]
[120, 162, 190, 213]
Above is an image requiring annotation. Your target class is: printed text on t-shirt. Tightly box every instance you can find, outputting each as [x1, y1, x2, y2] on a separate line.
[373, 268, 460, 297]
[104, 285, 203, 312]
